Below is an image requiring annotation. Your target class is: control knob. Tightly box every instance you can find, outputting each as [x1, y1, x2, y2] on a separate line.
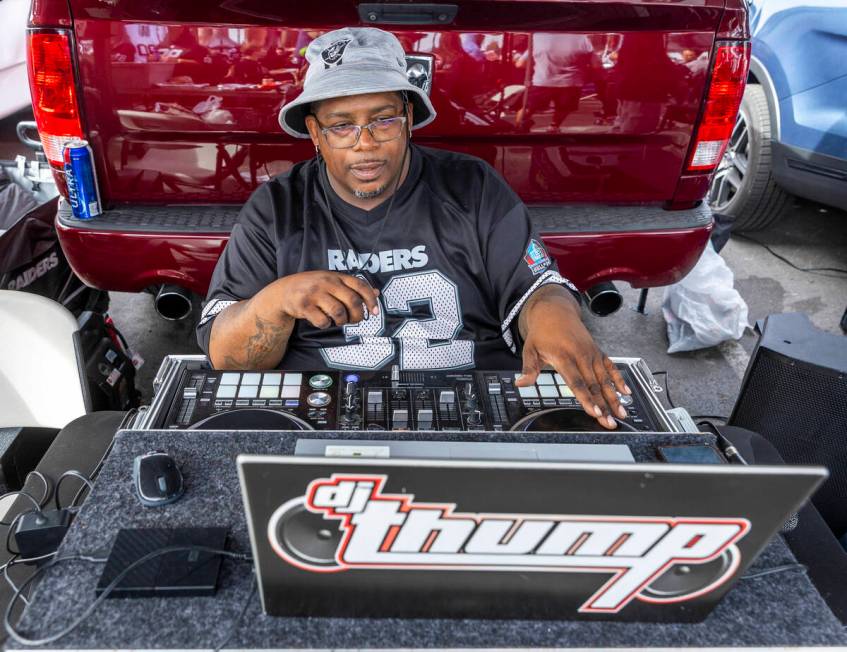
[617, 391, 634, 407]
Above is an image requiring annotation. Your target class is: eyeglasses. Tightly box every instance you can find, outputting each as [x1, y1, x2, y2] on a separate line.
[314, 115, 408, 149]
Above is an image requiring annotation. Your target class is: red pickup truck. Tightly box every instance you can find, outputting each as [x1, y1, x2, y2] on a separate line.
[26, 0, 748, 318]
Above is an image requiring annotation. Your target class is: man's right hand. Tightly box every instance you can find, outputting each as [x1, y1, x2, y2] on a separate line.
[208, 271, 380, 370]
[276, 271, 380, 329]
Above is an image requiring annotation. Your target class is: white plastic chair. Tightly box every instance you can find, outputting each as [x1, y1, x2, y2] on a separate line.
[0, 290, 88, 429]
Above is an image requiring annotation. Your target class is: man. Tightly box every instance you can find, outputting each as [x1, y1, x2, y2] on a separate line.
[515, 34, 594, 133]
[196, 27, 629, 429]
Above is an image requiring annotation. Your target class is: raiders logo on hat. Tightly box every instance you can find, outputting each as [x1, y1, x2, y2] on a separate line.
[321, 39, 351, 69]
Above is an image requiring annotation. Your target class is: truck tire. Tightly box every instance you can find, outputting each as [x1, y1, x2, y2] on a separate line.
[708, 84, 792, 232]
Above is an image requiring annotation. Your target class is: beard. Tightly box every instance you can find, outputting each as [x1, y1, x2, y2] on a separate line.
[353, 183, 389, 199]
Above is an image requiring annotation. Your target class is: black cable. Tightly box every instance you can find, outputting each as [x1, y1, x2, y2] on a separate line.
[741, 563, 806, 580]
[67, 438, 119, 511]
[0, 471, 54, 525]
[651, 371, 676, 409]
[319, 145, 407, 280]
[697, 420, 724, 432]
[213, 571, 257, 652]
[26, 471, 53, 509]
[3, 552, 107, 639]
[5, 545, 252, 646]
[2, 551, 65, 606]
[317, 110, 411, 289]
[4, 550, 61, 567]
[54, 470, 94, 511]
[69, 485, 89, 510]
[0, 491, 42, 522]
[2, 556, 28, 607]
[1, 472, 56, 554]
[733, 233, 847, 277]
[697, 420, 719, 437]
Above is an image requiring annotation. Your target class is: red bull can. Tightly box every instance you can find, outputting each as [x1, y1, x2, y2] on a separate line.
[63, 139, 102, 220]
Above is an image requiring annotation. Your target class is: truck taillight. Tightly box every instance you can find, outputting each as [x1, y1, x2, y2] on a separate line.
[687, 42, 750, 172]
[26, 30, 83, 167]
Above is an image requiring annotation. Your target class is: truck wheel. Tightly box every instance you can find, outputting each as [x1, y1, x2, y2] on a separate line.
[708, 84, 792, 232]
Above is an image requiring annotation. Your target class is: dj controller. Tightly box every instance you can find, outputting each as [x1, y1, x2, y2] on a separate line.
[133, 356, 691, 433]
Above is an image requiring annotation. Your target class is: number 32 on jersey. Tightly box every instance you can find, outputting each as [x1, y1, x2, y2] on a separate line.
[320, 270, 475, 370]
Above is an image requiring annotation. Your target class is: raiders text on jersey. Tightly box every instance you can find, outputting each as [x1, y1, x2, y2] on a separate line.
[327, 246, 428, 274]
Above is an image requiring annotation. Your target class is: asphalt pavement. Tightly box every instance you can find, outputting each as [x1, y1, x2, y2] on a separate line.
[109, 197, 847, 421]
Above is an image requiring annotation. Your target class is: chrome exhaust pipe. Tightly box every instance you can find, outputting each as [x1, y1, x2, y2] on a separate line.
[584, 281, 622, 316]
[155, 284, 193, 321]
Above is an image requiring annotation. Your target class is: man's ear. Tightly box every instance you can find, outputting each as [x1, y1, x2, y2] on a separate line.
[304, 114, 321, 150]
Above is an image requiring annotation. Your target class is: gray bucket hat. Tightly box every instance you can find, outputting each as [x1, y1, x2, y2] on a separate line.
[278, 27, 437, 139]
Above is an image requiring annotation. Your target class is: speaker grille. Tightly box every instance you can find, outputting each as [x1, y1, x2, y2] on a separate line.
[732, 350, 847, 537]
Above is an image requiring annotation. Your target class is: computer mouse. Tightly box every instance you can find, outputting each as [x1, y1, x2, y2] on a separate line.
[133, 450, 184, 507]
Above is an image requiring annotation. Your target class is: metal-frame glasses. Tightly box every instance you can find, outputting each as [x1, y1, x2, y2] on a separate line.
[314, 115, 408, 149]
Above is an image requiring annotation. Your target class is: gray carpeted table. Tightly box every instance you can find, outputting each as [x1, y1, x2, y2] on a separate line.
[8, 430, 847, 650]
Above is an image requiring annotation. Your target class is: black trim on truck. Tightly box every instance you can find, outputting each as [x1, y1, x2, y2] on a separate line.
[529, 203, 712, 233]
[57, 201, 713, 235]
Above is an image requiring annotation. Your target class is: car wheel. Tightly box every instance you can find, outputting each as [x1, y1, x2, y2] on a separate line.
[708, 84, 792, 232]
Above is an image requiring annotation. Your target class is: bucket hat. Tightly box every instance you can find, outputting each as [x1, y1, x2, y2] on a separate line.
[278, 27, 436, 138]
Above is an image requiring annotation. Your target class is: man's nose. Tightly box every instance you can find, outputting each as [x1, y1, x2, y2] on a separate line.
[354, 126, 379, 151]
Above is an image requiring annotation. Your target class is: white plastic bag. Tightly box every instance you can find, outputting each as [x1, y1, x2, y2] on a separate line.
[661, 241, 750, 353]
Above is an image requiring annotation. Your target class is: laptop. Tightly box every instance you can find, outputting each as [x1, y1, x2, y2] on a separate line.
[237, 452, 825, 622]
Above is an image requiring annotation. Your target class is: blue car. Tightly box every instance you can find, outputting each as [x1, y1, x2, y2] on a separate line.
[709, 0, 847, 231]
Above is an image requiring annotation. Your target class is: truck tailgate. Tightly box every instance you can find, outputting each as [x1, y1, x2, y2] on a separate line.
[66, 0, 723, 206]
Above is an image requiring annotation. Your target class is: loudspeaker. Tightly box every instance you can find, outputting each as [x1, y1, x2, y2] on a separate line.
[729, 313, 847, 538]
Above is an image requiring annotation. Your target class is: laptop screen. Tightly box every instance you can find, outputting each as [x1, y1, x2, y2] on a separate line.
[238, 453, 824, 623]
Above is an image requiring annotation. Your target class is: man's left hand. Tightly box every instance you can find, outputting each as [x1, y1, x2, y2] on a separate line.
[515, 285, 631, 430]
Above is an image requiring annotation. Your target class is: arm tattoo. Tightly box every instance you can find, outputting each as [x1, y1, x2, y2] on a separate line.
[246, 313, 290, 367]
[223, 313, 293, 368]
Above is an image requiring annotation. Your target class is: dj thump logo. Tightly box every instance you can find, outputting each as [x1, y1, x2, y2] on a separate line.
[268, 475, 749, 613]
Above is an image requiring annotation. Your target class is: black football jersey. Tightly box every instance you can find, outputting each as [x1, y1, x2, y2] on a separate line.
[196, 145, 576, 371]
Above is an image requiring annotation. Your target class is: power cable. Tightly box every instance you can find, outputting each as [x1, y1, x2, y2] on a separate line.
[213, 571, 257, 652]
[4, 545, 252, 647]
[741, 563, 806, 580]
[54, 470, 94, 511]
[651, 371, 676, 409]
[733, 233, 847, 277]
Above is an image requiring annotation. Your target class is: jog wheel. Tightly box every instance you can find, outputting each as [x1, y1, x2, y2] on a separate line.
[641, 550, 734, 599]
[274, 501, 342, 567]
[510, 408, 636, 432]
[189, 408, 313, 430]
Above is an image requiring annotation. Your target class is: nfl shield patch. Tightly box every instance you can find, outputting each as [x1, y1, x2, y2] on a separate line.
[524, 239, 551, 275]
